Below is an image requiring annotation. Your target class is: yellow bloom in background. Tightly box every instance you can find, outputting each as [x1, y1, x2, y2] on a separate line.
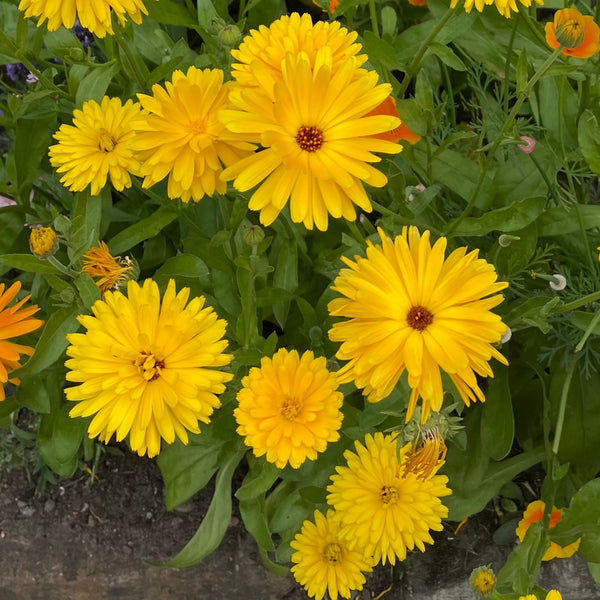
[18, 0, 151, 37]
[230, 12, 367, 101]
[220, 49, 401, 231]
[519, 592, 562, 600]
[326, 432, 451, 566]
[515, 500, 580, 560]
[328, 227, 508, 423]
[132, 67, 255, 203]
[29, 226, 58, 258]
[65, 279, 233, 458]
[451, 0, 543, 19]
[82, 241, 135, 294]
[291, 509, 373, 600]
[234, 348, 343, 469]
[0, 282, 44, 401]
[49, 97, 142, 196]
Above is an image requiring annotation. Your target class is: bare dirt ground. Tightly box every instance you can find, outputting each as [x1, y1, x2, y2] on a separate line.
[0, 451, 597, 600]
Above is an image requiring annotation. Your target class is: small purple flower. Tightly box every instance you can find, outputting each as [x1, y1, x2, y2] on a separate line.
[72, 19, 94, 49]
[5, 63, 29, 82]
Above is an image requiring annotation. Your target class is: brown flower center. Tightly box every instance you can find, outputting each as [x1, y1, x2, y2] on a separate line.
[98, 129, 116, 152]
[407, 305, 433, 331]
[324, 543, 342, 562]
[135, 351, 165, 382]
[381, 485, 399, 505]
[296, 126, 324, 152]
[281, 396, 302, 421]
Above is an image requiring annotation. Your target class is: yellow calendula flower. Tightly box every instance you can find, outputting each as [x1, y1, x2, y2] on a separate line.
[470, 565, 496, 596]
[516, 501, 580, 561]
[49, 97, 143, 196]
[29, 226, 58, 258]
[220, 49, 401, 231]
[18, 0, 151, 37]
[230, 12, 367, 101]
[328, 227, 508, 423]
[131, 67, 255, 203]
[0, 281, 44, 401]
[234, 348, 343, 469]
[65, 279, 233, 458]
[82, 241, 135, 294]
[520, 592, 562, 600]
[327, 433, 451, 566]
[291, 509, 373, 600]
[451, 0, 543, 19]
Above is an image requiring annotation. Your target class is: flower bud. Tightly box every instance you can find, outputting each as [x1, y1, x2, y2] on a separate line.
[29, 226, 58, 259]
[469, 565, 496, 597]
[242, 225, 265, 247]
[556, 18, 585, 48]
[517, 135, 536, 154]
[218, 24, 242, 47]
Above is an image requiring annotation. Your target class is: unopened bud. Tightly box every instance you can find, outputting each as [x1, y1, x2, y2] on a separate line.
[69, 47, 85, 61]
[556, 18, 585, 48]
[242, 225, 265, 247]
[218, 24, 242, 47]
[29, 226, 58, 259]
[517, 135, 536, 154]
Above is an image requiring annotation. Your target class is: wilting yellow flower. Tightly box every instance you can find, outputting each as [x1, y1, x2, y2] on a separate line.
[82, 242, 135, 294]
[65, 279, 233, 458]
[328, 227, 508, 423]
[230, 12, 367, 101]
[131, 67, 254, 203]
[234, 348, 343, 469]
[0, 281, 43, 401]
[29, 226, 58, 258]
[291, 509, 373, 600]
[451, 0, 543, 19]
[220, 49, 401, 231]
[470, 565, 496, 596]
[516, 500, 580, 561]
[49, 97, 142, 196]
[18, 0, 151, 37]
[327, 432, 451, 566]
[545, 8, 600, 59]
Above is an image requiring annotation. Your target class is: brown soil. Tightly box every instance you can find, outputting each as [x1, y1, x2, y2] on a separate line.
[0, 451, 597, 600]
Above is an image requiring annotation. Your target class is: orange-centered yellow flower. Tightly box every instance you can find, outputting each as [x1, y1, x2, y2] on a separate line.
[515, 500, 580, 561]
[65, 279, 233, 458]
[291, 509, 373, 600]
[545, 8, 600, 59]
[18, 0, 151, 37]
[230, 12, 367, 102]
[328, 227, 508, 423]
[234, 348, 343, 469]
[327, 432, 451, 566]
[49, 97, 142, 196]
[220, 49, 401, 231]
[0, 281, 43, 401]
[132, 67, 255, 203]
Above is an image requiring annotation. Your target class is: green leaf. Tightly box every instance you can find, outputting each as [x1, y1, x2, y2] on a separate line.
[160, 446, 245, 567]
[0, 211, 25, 260]
[538, 205, 600, 237]
[578, 110, 600, 177]
[38, 402, 87, 478]
[272, 241, 298, 329]
[239, 496, 275, 552]
[74, 273, 101, 310]
[236, 457, 280, 502]
[13, 372, 52, 413]
[481, 365, 514, 461]
[0, 254, 62, 275]
[516, 49, 528, 94]
[426, 43, 466, 71]
[449, 197, 546, 237]
[75, 61, 121, 105]
[109, 206, 178, 254]
[588, 562, 600, 585]
[11, 306, 80, 379]
[147, 0, 194, 25]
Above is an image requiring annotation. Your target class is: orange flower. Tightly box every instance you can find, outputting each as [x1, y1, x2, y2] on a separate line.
[515, 500, 580, 560]
[366, 96, 422, 145]
[329, 0, 339, 11]
[0, 281, 43, 401]
[408, 0, 427, 6]
[545, 8, 600, 59]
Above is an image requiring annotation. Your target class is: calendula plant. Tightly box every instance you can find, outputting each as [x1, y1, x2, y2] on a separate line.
[1, 0, 600, 598]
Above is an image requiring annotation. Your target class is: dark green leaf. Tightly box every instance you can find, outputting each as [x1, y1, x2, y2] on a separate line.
[481, 365, 514, 460]
[109, 206, 178, 254]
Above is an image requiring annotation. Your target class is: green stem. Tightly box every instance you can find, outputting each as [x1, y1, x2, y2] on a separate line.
[575, 308, 600, 352]
[238, 0, 247, 21]
[368, 0, 380, 38]
[528, 152, 560, 204]
[553, 289, 600, 314]
[46, 256, 77, 277]
[397, 6, 456, 98]
[552, 362, 575, 456]
[112, 27, 147, 92]
[518, 3, 552, 48]
[446, 46, 564, 235]
[504, 15, 520, 114]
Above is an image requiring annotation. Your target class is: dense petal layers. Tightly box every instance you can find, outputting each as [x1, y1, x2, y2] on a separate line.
[326, 432, 451, 566]
[234, 348, 343, 469]
[221, 48, 401, 230]
[291, 509, 373, 600]
[65, 279, 233, 458]
[328, 226, 508, 422]
[0, 282, 43, 401]
[49, 96, 143, 196]
[132, 67, 255, 203]
[516, 500, 580, 561]
[18, 0, 150, 37]
[451, 0, 543, 19]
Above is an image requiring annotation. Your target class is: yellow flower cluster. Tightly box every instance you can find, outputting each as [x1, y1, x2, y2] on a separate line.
[47, 13, 402, 231]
